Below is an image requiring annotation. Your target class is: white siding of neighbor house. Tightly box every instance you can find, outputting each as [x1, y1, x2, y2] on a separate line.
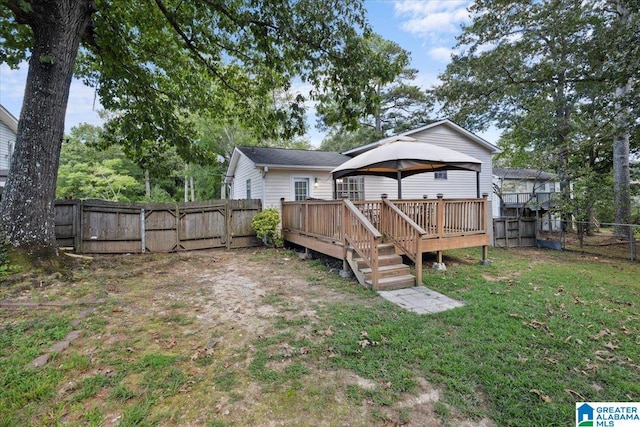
[363, 125, 494, 202]
[229, 152, 263, 201]
[264, 169, 334, 209]
[0, 119, 15, 170]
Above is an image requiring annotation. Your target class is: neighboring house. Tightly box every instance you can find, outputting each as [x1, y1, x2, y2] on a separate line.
[0, 104, 18, 197]
[493, 167, 561, 229]
[225, 146, 351, 209]
[225, 120, 500, 219]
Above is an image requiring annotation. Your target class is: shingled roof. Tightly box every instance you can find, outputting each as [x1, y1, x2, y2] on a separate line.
[237, 146, 349, 169]
[493, 167, 558, 181]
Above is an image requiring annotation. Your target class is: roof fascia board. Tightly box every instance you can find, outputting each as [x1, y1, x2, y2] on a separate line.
[0, 105, 19, 133]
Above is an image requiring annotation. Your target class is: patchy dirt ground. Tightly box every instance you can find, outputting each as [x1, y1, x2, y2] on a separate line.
[1, 248, 493, 426]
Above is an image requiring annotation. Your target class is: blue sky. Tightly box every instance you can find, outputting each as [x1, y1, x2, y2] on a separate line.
[0, 1, 497, 146]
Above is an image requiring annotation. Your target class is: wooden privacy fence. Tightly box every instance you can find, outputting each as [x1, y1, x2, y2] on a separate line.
[493, 217, 537, 247]
[54, 199, 262, 254]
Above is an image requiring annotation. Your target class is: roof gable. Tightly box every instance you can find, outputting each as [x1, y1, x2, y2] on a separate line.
[343, 120, 500, 156]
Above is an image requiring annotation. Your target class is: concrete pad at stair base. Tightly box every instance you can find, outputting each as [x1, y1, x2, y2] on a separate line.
[378, 286, 464, 314]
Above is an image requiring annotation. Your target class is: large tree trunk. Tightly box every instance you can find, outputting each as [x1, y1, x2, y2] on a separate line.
[0, 1, 93, 254]
[613, 0, 632, 238]
[613, 82, 631, 237]
[554, 81, 572, 232]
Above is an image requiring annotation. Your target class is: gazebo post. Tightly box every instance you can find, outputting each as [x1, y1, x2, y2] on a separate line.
[476, 171, 480, 198]
[397, 170, 402, 199]
[332, 177, 337, 200]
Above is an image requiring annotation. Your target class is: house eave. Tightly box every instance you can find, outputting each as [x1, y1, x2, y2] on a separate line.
[253, 163, 337, 171]
[0, 104, 18, 133]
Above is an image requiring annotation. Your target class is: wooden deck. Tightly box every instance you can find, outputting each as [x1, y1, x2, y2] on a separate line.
[281, 197, 490, 290]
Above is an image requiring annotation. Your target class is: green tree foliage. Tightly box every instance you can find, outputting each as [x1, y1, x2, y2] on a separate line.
[435, 0, 639, 225]
[318, 34, 433, 152]
[56, 124, 145, 201]
[319, 127, 381, 152]
[0, 0, 388, 253]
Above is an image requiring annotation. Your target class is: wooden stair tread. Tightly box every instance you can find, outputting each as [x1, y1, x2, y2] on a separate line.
[360, 264, 409, 274]
[347, 245, 416, 291]
[366, 274, 416, 291]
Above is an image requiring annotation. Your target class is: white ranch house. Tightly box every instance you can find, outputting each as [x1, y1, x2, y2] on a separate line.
[225, 120, 500, 209]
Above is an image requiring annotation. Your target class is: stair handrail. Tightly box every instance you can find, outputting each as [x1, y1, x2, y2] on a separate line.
[343, 199, 382, 289]
[380, 199, 427, 285]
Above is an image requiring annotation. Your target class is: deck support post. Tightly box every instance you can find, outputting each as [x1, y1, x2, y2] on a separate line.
[340, 258, 352, 278]
[479, 245, 491, 266]
[437, 250, 443, 263]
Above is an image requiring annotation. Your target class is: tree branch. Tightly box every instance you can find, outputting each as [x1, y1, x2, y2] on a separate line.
[153, 0, 245, 96]
[5, 0, 33, 25]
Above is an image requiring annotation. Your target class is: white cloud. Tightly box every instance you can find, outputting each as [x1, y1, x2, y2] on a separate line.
[394, 0, 472, 41]
[0, 62, 104, 132]
[428, 46, 456, 63]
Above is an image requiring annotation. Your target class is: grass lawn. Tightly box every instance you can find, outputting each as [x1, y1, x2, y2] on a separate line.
[0, 246, 638, 426]
[324, 248, 640, 425]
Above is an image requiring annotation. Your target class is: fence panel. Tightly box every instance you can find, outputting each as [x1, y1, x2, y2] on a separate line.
[81, 200, 142, 253]
[54, 199, 261, 254]
[227, 199, 262, 248]
[145, 205, 179, 252]
[493, 218, 537, 247]
[178, 201, 227, 251]
[54, 200, 79, 249]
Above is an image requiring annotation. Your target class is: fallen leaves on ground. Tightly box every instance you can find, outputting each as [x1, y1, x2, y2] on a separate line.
[530, 389, 552, 403]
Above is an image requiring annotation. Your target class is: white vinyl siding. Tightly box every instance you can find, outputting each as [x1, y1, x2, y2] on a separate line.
[0, 120, 15, 170]
[230, 152, 262, 201]
[263, 169, 334, 209]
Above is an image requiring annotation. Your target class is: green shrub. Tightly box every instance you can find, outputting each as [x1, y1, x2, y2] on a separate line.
[251, 208, 283, 247]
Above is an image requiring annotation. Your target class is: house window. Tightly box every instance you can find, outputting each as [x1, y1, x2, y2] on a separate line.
[548, 182, 556, 193]
[434, 171, 448, 180]
[294, 178, 309, 201]
[336, 176, 365, 200]
[246, 179, 251, 199]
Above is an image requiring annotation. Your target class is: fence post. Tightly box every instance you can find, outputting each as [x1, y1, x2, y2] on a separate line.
[78, 200, 84, 254]
[225, 199, 232, 249]
[630, 226, 636, 261]
[140, 209, 146, 253]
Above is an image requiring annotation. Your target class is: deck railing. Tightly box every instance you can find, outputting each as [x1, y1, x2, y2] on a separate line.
[343, 200, 382, 288]
[443, 199, 486, 236]
[283, 197, 487, 242]
[281, 200, 343, 241]
[282, 197, 488, 285]
[352, 200, 382, 229]
[501, 192, 557, 207]
[391, 197, 486, 237]
[379, 199, 426, 283]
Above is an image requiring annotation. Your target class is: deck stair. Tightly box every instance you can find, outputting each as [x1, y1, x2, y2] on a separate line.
[347, 242, 416, 291]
